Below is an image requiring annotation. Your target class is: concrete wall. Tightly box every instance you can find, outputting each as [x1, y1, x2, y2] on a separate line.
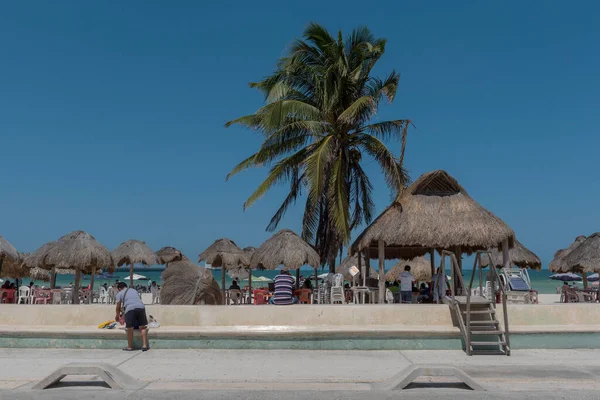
[0, 304, 598, 327]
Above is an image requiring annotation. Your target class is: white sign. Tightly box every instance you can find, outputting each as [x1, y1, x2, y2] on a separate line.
[349, 266, 359, 277]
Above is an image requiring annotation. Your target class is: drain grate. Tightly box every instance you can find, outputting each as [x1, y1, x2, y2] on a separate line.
[373, 365, 486, 391]
[32, 363, 147, 390]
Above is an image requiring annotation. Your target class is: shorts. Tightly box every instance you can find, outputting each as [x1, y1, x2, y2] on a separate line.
[124, 308, 148, 328]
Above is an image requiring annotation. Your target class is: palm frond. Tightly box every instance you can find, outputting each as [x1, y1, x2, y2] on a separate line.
[304, 136, 334, 204]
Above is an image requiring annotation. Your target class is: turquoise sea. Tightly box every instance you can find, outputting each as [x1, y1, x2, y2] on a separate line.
[19, 267, 568, 294]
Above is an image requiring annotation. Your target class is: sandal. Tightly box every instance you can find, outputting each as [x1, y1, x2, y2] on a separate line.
[142, 347, 150, 352]
[123, 348, 134, 351]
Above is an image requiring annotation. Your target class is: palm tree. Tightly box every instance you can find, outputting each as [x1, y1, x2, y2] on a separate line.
[226, 23, 411, 270]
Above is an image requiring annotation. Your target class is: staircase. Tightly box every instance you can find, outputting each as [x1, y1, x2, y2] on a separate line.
[453, 296, 510, 355]
[440, 250, 511, 356]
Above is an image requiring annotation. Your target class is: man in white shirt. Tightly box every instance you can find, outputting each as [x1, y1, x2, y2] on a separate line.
[399, 265, 415, 304]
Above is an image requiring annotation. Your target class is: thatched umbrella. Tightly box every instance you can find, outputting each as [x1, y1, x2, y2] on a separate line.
[251, 229, 320, 292]
[385, 256, 432, 282]
[28, 231, 114, 304]
[0, 236, 19, 278]
[160, 256, 222, 305]
[562, 233, 600, 277]
[198, 238, 248, 305]
[352, 170, 515, 303]
[112, 240, 158, 287]
[480, 240, 542, 270]
[29, 267, 51, 282]
[549, 236, 587, 273]
[156, 246, 184, 267]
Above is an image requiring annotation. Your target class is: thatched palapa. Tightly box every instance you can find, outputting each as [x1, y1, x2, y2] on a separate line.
[0, 236, 19, 265]
[1, 252, 28, 279]
[549, 235, 587, 273]
[156, 246, 184, 265]
[112, 239, 158, 286]
[480, 240, 542, 270]
[562, 233, 600, 274]
[29, 231, 114, 304]
[160, 257, 222, 305]
[199, 238, 248, 305]
[251, 229, 320, 270]
[385, 256, 431, 282]
[352, 170, 515, 259]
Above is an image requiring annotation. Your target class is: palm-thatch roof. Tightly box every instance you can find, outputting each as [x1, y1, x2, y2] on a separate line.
[198, 238, 248, 269]
[479, 240, 542, 270]
[228, 247, 257, 277]
[250, 229, 320, 270]
[156, 246, 184, 265]
[1, 252, 28, 279]
[29, 267, 51, 281]
[112, 240, 157, 267]
[30, 231, 115, 274]
[385, 256, 431, 282]
[561, 233, 600, 273]
[160, 258, 222, 305]
[351, 170, 515, 259]
[0, 236, 19, 264]
[549, 235, 587, 273]
[337, 254, 377, 281]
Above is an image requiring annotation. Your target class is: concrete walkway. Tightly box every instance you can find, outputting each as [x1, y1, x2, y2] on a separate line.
[1, 349, 600, 398]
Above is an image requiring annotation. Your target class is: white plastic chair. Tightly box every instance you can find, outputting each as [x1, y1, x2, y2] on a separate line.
[98, 287, 108, 304]
[330, 273, 345, 304]
[17, 286, 30, 304]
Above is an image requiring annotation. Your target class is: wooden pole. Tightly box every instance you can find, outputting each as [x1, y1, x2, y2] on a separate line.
[378, 240, 385, 304]
[129, 264, 134, 287]
[73, 268, 81, 304]
[357, 252, 362, 288]
[296, 268, 301, 290]
[365, 253, 371, 287]
[248, 269, 252, 304]
[221, 268, 226, 305]
[583, 273, 589, 289]
[429, 249, 435, 281]
[454, 246, 463, 295]
[89, 267, 96, 304]
[50, 267, 56, 289]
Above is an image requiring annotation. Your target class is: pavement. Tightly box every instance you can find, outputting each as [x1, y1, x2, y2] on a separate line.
[1, 348, 599, 399]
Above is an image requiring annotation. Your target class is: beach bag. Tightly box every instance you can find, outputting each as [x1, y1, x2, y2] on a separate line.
[385, 289, 394, 304]
[148, 315, 160, 328]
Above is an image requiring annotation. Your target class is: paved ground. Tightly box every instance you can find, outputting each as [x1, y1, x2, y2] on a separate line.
[1, 348, 599, 399]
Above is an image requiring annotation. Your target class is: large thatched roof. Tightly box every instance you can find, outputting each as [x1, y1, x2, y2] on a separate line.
[156, 246, 184, 265]
[112, 240, 157, 267]
[1, 252, 28, 279]
[549, 235, 587, 273]
[561, 233, 600, 273]
[385, 256, 431, 282]
[351, 170, 515, 259]
[160, 258, 222, 305]
[198, 238, 248, 269]
[250, 229, 320, 270]
[338, 254, 377, 281]
[29, 267, 51, 281]
[29, 231, 114, 274]
[479, 240, 542, 270]
[0, 236, 19, 264]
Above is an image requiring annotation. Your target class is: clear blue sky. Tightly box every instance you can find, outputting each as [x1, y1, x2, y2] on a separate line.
[1, 1, 598, 268]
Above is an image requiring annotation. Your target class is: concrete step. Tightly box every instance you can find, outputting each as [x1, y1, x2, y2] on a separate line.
[471, 341, 506, 347]
[470, 330, 503, 335]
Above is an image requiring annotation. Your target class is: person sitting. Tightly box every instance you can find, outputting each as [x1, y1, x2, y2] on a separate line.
[417, 283, 431, 303]
[270, 269, 298, 305]
[229, 280, 241, 290]
[1, 281, 10, 289]
[302, 278, 313, 290]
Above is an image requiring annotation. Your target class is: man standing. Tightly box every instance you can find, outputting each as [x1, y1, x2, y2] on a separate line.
[399, 265, 415, 304]
[115, 282, 149, 351]
[270, 269, 298, 305]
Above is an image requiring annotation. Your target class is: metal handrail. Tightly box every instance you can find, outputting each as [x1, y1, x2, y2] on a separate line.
[440, 250, 471, 354]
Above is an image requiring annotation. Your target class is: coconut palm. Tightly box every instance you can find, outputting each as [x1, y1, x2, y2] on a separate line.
[226, 23, 411, 269]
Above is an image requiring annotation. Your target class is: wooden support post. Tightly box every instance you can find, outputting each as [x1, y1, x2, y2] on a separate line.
[357, 252, 362, 287]
[221, 268, 226, 305]
[73, 268, 81, 304]
[583, 273, 589, 289]
[296, 268, 301, 290]
[365, 253, 371, 286]
[429, 249, 435, 281]
[50, 267, 56, 289]
[378, 240, 385, 304]
[454, 246, 463, 295]
[129, 264, 134, 288]
[248, 269, 252, 304]
[89, 267, 96, 304]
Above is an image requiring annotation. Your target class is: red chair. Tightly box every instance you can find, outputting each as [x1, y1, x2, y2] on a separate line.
[2, 289, 16, 304]
[253, 290, 269, 305]
[34, 289, 50, 304]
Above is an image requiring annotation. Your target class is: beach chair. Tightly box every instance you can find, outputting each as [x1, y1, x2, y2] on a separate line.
[330, 274, 345, 304]
[17, 286, 30, 304]
[294, 289, 312, 304]
[51, 289, 62, 304]
[576, 291, 594, 303]
[34, 289, 50, 304]
[253, 290, 268, 305]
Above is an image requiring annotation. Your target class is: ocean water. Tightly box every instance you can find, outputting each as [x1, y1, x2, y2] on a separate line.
[19, 267, 569, 294]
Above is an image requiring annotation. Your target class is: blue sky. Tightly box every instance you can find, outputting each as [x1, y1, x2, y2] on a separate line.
[1, 1, 598, 268]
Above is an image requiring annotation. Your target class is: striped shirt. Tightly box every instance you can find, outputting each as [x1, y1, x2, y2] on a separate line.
[272, 274, 295, 305]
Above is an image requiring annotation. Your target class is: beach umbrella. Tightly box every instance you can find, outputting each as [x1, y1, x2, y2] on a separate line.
[385, 256, 432, 282]
[199, 238, 249, 305]
[251, 230, 320, 271]
[586, 273, 599, 282]
[28, 231, 114, 304]
[155, 246, 184, 268]
[242, 275, 272, 283]
[131, 273, 148, 281]
[112, 240, 158, 287]
[549, 235, 590, 287]
[160, 257, 222, 305]
[549, 273, 582, 282]
[0, 236, 19, 278]
[479, 240, 542, 270]
[351, 170, 515, 303]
